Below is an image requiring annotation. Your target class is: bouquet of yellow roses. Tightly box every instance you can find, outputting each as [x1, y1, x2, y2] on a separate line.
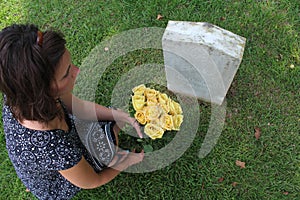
[131, 84, 184, 139]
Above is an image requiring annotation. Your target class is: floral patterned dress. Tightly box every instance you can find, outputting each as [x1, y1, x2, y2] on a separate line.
[2, 101, 114, 200]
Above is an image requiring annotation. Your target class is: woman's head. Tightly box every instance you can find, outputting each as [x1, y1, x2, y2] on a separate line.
[0, 24, 66, 122]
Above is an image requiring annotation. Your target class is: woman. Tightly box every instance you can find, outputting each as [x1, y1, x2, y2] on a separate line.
[0, 24, 144, 199]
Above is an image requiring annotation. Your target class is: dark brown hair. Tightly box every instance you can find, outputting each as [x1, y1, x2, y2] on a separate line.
[0, 24, 66, 122]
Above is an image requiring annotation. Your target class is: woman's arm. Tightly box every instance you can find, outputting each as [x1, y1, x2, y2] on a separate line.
[61, 93, 142, 138]
[59, 151, 144, 189]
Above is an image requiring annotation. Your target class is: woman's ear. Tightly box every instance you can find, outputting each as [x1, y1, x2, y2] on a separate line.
[50, 79, 59, 97]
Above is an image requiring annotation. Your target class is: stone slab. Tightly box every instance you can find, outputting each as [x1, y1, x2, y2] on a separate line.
[162, 21, 246, 105]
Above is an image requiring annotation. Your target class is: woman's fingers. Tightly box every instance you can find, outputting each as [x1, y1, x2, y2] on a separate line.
[133, 121, 143, 138]
[113, 109, 143, 138]
[128, 150, 144, 165]
[129, 118, 143, 138]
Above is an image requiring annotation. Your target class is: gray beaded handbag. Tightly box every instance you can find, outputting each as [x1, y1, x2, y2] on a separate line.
[75, 118, 117, 170]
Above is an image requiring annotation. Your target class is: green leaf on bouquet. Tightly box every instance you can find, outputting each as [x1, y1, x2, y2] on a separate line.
[143, 144, 153, 153]
[137, 139, 144, 143]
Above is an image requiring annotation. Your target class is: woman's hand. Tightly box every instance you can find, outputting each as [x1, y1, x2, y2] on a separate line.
[125, 149, 144, 166]
[112, 150, 144, 171]
[112, 108, 143, 138]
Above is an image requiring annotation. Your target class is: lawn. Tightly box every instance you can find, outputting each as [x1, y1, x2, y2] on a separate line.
[0, 0, 299, 199]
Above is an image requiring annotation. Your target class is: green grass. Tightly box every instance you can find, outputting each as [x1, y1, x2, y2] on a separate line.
[1, 0, 299, 199]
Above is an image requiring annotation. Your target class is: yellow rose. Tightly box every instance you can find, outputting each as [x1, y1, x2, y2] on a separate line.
[160, 114, 174, 130]
[146, 96, 158, 106]
[158, 93, 170, 113]
[144, 123, 164, 139]
[132, 95, 145, 111]
[134, 110, 147, 125]
[144, 105, 162, 121]
[132, 84, 146, 95]
[144, 88, 157, 99]
[172, 115, 183, 130]
[169, 99, 182, 115]
[158, 93, 168, 103]
[149, 118, 161, 126]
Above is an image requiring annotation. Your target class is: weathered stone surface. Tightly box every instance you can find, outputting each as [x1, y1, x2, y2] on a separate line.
[162, 21, 246, 105]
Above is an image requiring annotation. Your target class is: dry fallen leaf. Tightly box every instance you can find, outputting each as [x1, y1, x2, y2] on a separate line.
[220, 16, 226, 21]
[226, 113, 232, 119]
[283, 191, 289, 195]
[236, 160, 246, 168]
[254, 127, 261, 140]
[218, 177, 224, 183]
[156, 14, 163, 20]
[232, 182, 238, 187]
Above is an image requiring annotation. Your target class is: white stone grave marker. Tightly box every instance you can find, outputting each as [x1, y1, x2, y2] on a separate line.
[162, 21, 246, 105]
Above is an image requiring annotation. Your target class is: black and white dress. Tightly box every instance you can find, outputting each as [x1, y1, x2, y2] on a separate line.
[3, 100, 116, 200]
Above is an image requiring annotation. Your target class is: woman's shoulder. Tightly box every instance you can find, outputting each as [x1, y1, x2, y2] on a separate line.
[4, 104, 80, 155]
[2, 100, 72, 133]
